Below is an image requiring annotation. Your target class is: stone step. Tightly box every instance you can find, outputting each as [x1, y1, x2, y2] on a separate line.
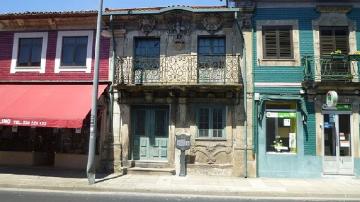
[132, 161, 170, 169]
[126, 167, 176, 175]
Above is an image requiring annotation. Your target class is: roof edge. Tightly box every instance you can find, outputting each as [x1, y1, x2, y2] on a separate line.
[104, 6, 239, 16]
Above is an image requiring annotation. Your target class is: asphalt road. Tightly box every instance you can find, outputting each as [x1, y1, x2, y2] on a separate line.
[0, 189, 357, 202]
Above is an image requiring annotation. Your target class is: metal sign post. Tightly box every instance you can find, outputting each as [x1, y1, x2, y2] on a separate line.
[175, 134, 191, 177]
[86, 0, 103, 185]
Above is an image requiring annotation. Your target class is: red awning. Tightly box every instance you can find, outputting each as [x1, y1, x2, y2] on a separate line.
[0, 84, 108, 128]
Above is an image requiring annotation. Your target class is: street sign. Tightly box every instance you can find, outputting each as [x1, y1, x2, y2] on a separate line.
[176, 134, 191, 151]
[175, 134, 191, 177]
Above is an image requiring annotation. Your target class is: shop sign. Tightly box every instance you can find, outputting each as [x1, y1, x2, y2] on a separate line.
[0, 118, 47, 127]
[336, 104, 352, 111]
[326, 91, 338, 108]
[266, 112, 296, 118]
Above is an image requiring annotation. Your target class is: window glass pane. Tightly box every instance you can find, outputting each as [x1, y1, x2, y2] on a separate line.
[17, 38, 42, 66]
[265, 102, 297, 153]
[197, 107, 225, 138]
[134, 38, 160, 69]
[61, 36, 88, 66]
[18, 45, 31, 66]
[212, 108, 224, 138]
[134, 110, 146, 136]
[198, 37, 225, 69]
[198, 108, 209, 137]
[31, 45, 42, 66]
[266, 116, 276, 152]
[324, 114, 335, 156]
[339, 114, 351, 156]
[154, 110, 167, 137]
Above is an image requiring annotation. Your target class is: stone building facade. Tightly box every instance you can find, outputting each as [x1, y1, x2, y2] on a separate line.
[103, 6, 255, 176]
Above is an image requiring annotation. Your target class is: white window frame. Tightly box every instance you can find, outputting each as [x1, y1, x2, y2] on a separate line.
[10, 32, 48, 73]
[55, 30, 93, 73]
[256, 20, 300, 66]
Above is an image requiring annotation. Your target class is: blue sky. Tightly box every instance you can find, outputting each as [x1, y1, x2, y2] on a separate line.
[0, 0, 225, 13]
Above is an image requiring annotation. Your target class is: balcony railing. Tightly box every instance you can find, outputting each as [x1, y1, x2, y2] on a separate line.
[114, 55, 241, 85]
[302, 54, 359, 82]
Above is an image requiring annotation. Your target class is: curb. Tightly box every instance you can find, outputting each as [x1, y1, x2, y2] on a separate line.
[1, 183, 360, 200]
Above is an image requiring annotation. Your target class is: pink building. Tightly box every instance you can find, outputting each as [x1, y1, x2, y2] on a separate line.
[0, 11, 112, 170]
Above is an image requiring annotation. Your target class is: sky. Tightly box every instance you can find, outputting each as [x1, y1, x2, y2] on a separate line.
[0, 0, 225, 14]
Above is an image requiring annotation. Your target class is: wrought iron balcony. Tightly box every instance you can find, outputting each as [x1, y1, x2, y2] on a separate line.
[114, 55, 241, 85]
[302, 54, 359, 82]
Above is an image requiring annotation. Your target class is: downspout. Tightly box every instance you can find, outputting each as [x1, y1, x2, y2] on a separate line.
[108, 14, 116, 139]
[108, 14, 120, 169]
[235, 12, 248, 178]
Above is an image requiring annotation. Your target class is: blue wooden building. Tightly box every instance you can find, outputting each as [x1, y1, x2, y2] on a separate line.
[236, 0, 360, 177]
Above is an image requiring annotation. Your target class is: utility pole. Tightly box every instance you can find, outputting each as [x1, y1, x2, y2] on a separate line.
[87, 0, 104, 185]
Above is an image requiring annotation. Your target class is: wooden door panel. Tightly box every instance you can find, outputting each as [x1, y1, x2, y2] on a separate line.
[132, 107, 169, 161]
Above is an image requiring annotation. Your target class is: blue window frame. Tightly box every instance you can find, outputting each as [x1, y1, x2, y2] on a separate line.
[17, 38, 42, 67]
[61, 36, 88, 66]
[197, 37, 226, 69]
[134, 38, 160, 69]
[196, 106, 226, 138]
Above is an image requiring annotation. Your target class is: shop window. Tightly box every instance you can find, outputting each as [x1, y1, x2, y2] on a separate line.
[265, 102, 297, 153]
[55, 30, 93, 73]
[10, 32, 48, 73]
[262, 26, 293, 59]
[196, 106, 226, 139]
[0, 126, 33, 151]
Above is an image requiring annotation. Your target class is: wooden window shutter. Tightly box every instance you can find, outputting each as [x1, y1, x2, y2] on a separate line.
[263, 30, 277, 58]
[320, 27, 349, 55]
[278, 29, 292, 58]
[263, 26, 293, 59]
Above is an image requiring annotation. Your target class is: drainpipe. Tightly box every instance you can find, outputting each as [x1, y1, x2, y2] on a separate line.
[235, 12, 248, 178]
[108, 14, 120, 171]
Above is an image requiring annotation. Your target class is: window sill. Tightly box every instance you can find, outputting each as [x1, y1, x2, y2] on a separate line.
[56, 66, 90, 73]
[11, 67, 44, 73]
[261, 58, 296, 62]
[258, 58, 300, 67]
[195, 138, 227, 141]
[266, 152, 297, 155]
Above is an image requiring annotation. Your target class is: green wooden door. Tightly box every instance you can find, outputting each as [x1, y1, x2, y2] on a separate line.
[132, 107, 169, 161]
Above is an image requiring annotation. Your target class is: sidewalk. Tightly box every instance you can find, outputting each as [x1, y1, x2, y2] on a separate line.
[0, 167, 360, 200]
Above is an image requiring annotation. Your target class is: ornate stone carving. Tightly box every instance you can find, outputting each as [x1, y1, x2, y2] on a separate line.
[190, 143, 232, 164]
[138, 16, 156, 35]
[166, 13, 192, 51]
[241, 13, 253, 30]
[202, 14, 223, 34]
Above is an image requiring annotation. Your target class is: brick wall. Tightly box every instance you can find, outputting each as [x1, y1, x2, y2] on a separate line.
[0, 30, 110, 81]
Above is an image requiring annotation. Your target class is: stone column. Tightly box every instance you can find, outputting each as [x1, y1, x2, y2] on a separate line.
[100, 90, 122, 173]
[119, 102, 131, 168]
[243, 16, 256, 177]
